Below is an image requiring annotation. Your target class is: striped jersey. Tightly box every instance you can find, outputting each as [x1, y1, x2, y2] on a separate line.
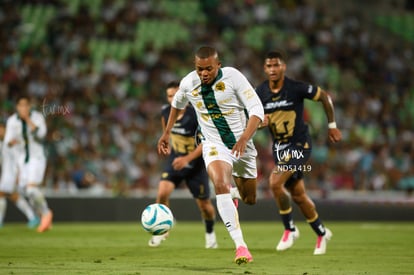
[3, 110, 47, 163]
[172, 67, 264, 149]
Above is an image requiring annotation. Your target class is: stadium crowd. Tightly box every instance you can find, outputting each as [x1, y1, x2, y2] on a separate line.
[0, 0, 413, 197]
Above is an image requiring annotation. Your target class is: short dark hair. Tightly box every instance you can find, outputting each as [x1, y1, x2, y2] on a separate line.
[195, 46, 218, 59]
[15, 94, 31, 104]
[166, 81, 180, 89]
[265, 50, 287, 63]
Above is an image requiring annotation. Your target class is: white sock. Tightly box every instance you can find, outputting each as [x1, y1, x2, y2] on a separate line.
[15, 196, 36, 221]
[230, 187, 241, 199]
[0, 197, 6, 224]
[26, 187, 50, 216]
[216, 193, 247, 248]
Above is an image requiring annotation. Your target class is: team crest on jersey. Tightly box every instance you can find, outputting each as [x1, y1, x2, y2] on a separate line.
[192, 89, 199, 96]
[215, 81, 225, 92]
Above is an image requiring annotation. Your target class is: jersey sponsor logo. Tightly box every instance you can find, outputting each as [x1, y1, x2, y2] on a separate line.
[171, 127, 190, 135]
[264, 100, 293, 110]
[210, 113, 224, 119]
[201, 109, 235, 122]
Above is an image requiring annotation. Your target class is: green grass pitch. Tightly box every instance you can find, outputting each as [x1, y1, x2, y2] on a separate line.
[1, 221, 413, 274]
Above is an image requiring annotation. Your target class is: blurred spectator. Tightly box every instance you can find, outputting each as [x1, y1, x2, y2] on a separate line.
[0, 0, 412, 197]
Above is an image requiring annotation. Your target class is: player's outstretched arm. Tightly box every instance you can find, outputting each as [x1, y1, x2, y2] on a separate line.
[318, 90, 342, 143]
[172, 144, 202, 170]
[158, 107, 180, 156]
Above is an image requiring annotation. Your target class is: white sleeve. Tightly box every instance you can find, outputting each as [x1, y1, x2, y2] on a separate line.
[248, 103, 265, 121]
[33, 112, 47, 139]
[3, 117, 16, 146]
[232, 68, 264, 122]
[171, 78, 190, 110]
[171, 89, 187, 110]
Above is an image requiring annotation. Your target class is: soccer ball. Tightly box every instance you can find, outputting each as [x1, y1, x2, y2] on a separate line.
[141, 203, 174, 235]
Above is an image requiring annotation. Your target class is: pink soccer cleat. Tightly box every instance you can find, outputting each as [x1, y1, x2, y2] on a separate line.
[314, 228, 332, 255]
[276, 226, 300, 251]
[234, 246, 253, 265]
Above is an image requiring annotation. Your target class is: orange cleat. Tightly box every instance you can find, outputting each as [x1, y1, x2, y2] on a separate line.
[37, 210, 53, 233]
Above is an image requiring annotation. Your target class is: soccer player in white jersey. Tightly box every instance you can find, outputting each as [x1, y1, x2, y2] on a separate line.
[0, 122, 40, 228]
[3, 95, 53, 232]
[158, 46, 264, 264]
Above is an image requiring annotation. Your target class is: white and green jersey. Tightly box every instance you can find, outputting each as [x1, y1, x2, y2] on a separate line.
[172, 67, 264, 149]
[4, 110, 47, 165]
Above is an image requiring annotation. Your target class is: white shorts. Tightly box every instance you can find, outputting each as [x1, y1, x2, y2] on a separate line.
[202, 140, 258, 179]
[17, 156, 47, 188]
[0, 155, 18, 193]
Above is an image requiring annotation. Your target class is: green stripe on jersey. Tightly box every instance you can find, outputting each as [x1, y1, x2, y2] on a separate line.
[200, 69, 236, 149]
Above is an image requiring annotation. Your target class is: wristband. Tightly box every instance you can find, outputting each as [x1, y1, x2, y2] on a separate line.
[328, 122, 337, 129]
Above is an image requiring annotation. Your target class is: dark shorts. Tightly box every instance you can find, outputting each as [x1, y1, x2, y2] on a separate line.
[272, 137, 312, 188]
[161, 155, 210, 199]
